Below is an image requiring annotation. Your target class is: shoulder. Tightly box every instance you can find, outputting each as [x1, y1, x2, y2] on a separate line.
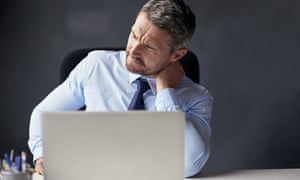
[87, 50, 125, 59]
[179, 77, 213, 100]
[68, 50, 126, 81]
[85, 50, 126, 65]
[75, 50, 126, 72]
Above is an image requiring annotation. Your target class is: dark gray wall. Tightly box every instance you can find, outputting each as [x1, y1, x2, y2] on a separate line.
[1, 0, 300, 171]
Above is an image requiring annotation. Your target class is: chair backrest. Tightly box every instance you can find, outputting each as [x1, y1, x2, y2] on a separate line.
[60, 48, 200, 83]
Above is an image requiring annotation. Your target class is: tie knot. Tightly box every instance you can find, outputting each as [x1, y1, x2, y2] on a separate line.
[137, 78, 150, 93]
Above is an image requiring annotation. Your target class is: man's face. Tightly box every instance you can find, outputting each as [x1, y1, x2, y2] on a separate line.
[125, 12, 176, 78]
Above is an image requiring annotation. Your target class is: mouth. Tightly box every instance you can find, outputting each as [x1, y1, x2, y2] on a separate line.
[127, 54, 145, 67]
[133, 58, 144, 66]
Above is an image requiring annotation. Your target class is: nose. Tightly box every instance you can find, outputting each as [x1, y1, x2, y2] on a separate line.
[130, 41, 143, 57]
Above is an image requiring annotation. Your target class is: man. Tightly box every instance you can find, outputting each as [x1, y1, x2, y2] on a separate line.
[28, 0, 213, 178]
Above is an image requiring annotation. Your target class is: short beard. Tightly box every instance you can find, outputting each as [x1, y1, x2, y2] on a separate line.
[125, 60, 146, 75]
[125, 59, 170, 78]
[125, 52, 148, 76]
[125, 51, 170, 78]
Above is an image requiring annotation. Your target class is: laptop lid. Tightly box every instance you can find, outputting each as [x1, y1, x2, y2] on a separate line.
[42, 111, 185, 180]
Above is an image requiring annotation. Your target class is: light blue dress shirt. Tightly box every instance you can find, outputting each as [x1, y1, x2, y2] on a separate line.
[28, 50, 213, 177]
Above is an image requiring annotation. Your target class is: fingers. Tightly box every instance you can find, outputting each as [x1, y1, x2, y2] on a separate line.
[156, 61, 185, 92]
[35, 158, 44, 175]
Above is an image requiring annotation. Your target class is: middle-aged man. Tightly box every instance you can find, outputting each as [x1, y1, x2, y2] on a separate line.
[28, 0, 213, 177]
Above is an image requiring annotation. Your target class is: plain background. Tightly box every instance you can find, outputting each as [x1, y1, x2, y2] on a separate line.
[1, 0, 300, 171]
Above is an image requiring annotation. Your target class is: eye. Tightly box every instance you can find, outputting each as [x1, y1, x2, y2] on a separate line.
[131, 30, 137, 39]
[145, 45, 155, 50]
[144, 43, 158, 52]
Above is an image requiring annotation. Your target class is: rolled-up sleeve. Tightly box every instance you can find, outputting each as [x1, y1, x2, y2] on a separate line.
[155, 86, 213, 178]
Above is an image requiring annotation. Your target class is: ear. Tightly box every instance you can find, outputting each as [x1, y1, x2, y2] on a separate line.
[169, 48, 188, 63]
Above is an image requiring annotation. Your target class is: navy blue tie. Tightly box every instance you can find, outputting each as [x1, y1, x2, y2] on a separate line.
[128, 78, 150, 110]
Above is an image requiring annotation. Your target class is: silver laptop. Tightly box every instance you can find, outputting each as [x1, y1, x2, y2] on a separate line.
[42, 111, 185, 180]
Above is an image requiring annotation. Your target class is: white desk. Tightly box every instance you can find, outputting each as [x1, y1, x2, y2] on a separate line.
[190, 168, 300, 179]
[33, 168, 300, 180]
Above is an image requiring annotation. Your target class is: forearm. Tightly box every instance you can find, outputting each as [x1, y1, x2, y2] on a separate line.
[184, 114, 211, 177]
[155, 88, 180, 111]
[28, 82, 85, 160]
[28, 108, 44, 161]
[155, 87, 213, 177]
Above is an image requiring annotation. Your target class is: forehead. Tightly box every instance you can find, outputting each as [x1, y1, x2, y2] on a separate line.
[132, 12, 173, 46]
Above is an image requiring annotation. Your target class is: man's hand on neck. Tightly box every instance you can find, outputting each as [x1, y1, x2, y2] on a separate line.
[156, 61, 185, 92]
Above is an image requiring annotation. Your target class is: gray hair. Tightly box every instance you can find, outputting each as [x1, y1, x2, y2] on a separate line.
[140, 0, 196, 51]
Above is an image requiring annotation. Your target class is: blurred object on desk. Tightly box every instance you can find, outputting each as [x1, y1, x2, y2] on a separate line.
[0, 171, 31, 180]
[32, 173, 43, 180]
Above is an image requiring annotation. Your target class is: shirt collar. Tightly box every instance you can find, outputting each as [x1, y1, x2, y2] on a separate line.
[128, 72, 157, 95]
[128, 72, 141, 84]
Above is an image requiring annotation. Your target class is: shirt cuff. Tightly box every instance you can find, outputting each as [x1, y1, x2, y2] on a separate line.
[33, 146, 43, 162]
[155, 88, 180, 111]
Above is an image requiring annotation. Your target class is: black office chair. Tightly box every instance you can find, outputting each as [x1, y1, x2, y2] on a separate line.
[59, 47, 200, 84]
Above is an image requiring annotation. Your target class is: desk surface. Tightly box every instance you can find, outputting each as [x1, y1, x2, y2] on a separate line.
[32, 168, 300, 180]
[190, 168, 300, 179]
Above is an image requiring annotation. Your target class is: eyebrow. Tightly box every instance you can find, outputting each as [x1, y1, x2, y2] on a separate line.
[131, 29, 137, 38]
[131, 27, 160, 51]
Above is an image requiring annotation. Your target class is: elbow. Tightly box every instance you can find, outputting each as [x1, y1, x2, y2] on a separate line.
[184, 118, 211, 177]
[184, 145, 210, 178]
